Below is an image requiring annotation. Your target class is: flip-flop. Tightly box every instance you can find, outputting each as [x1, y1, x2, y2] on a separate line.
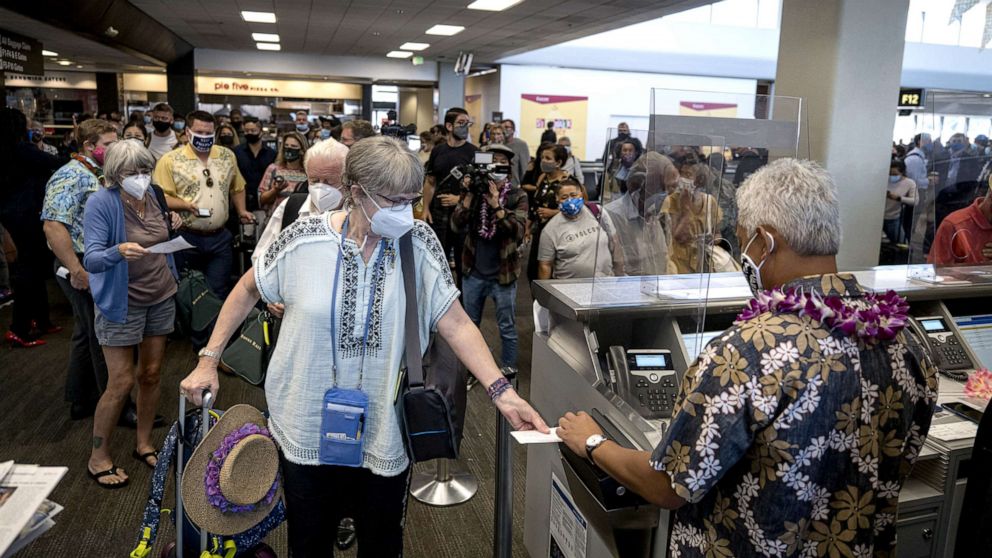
[88, 465, 129, 489]
[132, 449, 159, 469]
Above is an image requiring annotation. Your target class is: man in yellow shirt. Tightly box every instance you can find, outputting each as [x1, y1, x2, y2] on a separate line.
[153, 110, 251, 298]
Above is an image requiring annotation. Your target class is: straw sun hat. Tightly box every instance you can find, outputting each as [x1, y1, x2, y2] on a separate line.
[182, 405, 282, 535]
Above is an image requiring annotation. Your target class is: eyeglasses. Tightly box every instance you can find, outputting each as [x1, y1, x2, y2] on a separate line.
[203, 168, 214, 188]
[375, 192, 422, 210]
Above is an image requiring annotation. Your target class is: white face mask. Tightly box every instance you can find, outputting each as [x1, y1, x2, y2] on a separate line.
[360, 186, 415, 239]
[309, 182, 343, 213]
[740, 232, 774, 297]
[121, 173, 152, 199]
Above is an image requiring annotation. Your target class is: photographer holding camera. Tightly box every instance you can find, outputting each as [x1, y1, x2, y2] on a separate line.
[451, 144, 528, 372]
[425, 108, 478, 287]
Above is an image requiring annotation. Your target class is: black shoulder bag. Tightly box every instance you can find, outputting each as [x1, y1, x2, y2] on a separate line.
[398, 232, 468, 462]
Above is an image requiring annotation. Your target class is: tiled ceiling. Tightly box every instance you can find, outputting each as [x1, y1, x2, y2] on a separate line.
[0, 7, 163, 73]
[128, 0, 712, 63]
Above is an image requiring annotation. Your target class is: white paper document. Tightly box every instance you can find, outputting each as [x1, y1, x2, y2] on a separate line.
[146, 236, 194, 254]
[0, 465, 67, 555]
[55, 267, 69, 279]
[511, 427, 562, 444]
[928, 420, 978, 442]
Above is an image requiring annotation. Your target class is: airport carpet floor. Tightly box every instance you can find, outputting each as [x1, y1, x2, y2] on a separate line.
[0, 273, 541, 558]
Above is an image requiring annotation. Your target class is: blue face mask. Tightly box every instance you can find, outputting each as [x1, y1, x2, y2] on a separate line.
[143, 115, 152, 125]
[560, 197, 584, 217]
[173, 121, 186, 132]
[296, 123, 310, 133]
[889, 175, 901, 184]
[320, 128, 332, 140]
[950, 142, 967, 153]
[190, 132, 215, 153]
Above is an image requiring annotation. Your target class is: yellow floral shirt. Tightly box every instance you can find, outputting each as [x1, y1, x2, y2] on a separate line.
[651, 274, 938, 558]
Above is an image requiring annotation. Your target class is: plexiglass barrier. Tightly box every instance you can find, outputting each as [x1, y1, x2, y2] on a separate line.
[905, 90, 992, 274]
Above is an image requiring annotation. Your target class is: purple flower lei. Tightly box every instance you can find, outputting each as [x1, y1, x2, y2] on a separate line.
[204, 423, 280, 514]
[735, 287, 910, 344]
[477, 180, 512, 239]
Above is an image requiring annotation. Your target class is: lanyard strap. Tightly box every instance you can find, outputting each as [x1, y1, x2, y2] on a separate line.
[330, 216, 385, 389]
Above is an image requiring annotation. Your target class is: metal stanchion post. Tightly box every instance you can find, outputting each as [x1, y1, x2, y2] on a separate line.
[493, 367, 517, 558]
[410, 457, 478, 506]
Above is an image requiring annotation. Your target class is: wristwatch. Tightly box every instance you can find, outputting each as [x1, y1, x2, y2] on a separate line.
[585, 434, 608, 465]
[198, 347, 221, 362]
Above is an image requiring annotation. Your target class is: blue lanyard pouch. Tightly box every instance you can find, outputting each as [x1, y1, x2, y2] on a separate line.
[318, 387, 369, 467]
[318, 216, 387, 468]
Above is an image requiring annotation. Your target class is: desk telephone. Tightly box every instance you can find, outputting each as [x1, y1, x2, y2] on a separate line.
[607, 347, 679, 419]
[916, 316, 974, 381]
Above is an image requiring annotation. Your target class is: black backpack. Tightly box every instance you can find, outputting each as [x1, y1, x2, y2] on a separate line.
[282, 193, 309, 229]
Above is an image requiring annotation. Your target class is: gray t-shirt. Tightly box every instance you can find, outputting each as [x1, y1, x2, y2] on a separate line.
[538, 207, 613, 279]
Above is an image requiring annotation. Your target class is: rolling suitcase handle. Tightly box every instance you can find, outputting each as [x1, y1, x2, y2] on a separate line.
[177, 389, 214, 558]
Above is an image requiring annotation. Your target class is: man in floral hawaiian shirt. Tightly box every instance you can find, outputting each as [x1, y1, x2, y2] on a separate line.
[560, 159, 938, 558]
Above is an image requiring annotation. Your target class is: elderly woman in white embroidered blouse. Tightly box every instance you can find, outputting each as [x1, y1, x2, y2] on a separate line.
[180, 136, 548, 557]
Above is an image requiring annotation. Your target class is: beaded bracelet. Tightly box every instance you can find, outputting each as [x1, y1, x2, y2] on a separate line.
[486, 377, 513, 401]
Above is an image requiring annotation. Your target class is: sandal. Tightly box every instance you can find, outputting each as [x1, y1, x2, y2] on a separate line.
[87, 465, 129, 489]
[132, 449, 159, 469]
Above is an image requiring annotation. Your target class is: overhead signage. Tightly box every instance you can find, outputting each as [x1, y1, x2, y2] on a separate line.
[4, 71, 97, 90]
[0, 28, 43, 75]
[899, 88, 925, 109]
[196, 76, 362, 100]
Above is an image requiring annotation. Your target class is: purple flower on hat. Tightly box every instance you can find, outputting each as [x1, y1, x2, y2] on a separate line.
[203, 423, 280, 514]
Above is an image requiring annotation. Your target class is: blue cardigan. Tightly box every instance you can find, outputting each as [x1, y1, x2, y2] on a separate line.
[83, 185, 179, 323]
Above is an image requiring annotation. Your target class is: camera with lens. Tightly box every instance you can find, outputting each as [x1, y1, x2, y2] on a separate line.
[451, 152, 512, 195]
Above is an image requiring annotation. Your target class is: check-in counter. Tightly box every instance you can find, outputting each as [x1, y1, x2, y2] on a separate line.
[524, 266, 992, 558]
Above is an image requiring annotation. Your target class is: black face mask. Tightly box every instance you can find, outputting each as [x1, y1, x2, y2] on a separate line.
[245, 133, 261, 144]
[218, 135, 235, 146]
[617, 132, 629, 140]
[283, 147, 301, 162]
[232, 120, 243, 130]
[152, 121, 172, 133]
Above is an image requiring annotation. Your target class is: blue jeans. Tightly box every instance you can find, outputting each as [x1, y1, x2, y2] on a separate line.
[461, 274, 518, 367]
[174, 229, 234, 299]
[883, 218, 902, 244]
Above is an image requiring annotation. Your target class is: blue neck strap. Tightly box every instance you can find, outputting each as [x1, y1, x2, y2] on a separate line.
[330, 215, 386, 389]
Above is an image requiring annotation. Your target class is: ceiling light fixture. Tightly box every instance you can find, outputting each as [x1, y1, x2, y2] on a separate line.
[467, 0, 524, 11]
[387, 51, 413, 58]
[425, 24, 465, 36]
[256, 42, 281, 51]
[252, 33, 280, 42]
[400, 42, 429, 51]
[76, 65, 83, 69]
[57, 60, 72, 66]
[241, 11, 277, 23]
[42, 50, 58, 57]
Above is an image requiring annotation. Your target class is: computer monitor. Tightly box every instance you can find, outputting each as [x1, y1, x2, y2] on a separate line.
[683, 330, 723, 362]
[954, 314, 992, 369]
